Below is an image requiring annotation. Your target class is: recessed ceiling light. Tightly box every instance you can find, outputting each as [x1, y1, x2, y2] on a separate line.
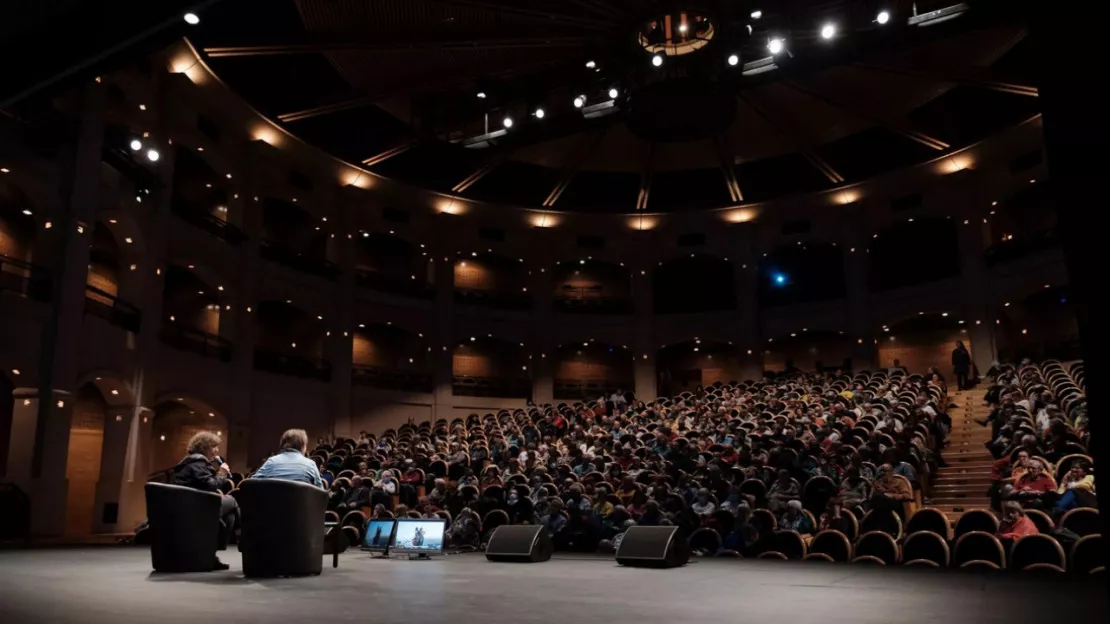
[876, 10, 891, 25]
[751, 10, 763, 20]
[820, 23, 837, 39]
[585, 60, 596, 68]
[502, 116, 513, 129]
[608, 87, 619, 99]
[767, 38, 785, 55]
[183, 13, 200, 25]
[129, 139, 142, 151]
[573, 95, 585, 108]
[534, 107, 545, 119]
[651, 54, 664, 67]
[476, 91, 486, 99]
[146, 149, 160, 162]
[727, 54, 739, 66]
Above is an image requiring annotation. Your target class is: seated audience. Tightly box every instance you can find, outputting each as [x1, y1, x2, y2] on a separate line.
[997, 501, 1038, 548]
[1054, 461, 1096, 514]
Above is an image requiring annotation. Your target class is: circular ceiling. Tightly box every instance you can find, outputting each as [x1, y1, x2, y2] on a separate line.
[191, 1, 1039, 212]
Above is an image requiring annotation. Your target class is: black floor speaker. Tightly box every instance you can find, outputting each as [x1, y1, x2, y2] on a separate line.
[615, 526, 689, 568]
[484, 525, 553, 563]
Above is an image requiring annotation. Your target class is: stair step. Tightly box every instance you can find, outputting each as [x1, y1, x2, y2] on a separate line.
[933, 485, 988, 495]
[931, 497, 991, 506]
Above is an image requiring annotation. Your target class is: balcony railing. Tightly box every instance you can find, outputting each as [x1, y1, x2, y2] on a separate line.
[356, 268, 434, 299]
[452, 375, 531, 398]
[983, 228, 1059, 266]
[172, 202, 247, 245]
[352, 365, 433, 392]
[554, 378, 631, 400]
[554, 287, 633, 314]
[160, 322, 233, 362]
[253, 348, 332, 381]
[260, 239, 340, 280]
[0, 255, 51, 302]
[84, 285, 141, 332]
[454, 287, 532, 311]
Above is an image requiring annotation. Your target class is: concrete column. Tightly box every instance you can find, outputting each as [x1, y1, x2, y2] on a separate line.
[431, 248, 455, 419]
[957, 213, 997, 375]
[733, 225, 763, 381]
[21, 81, 105, 537]
[843, 208, 876, 372]
[529, 247, 554, 405]
[91, 406, 138, 533]
[114, 405, 155, 531]
[328, 203, 356, 437]
[632, 264, 656, 401]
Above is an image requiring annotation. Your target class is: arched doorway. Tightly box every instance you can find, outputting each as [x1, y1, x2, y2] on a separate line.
[65, 383, 108, 537]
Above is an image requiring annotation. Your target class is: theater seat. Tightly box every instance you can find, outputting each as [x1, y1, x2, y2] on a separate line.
[144, 482, 222, 573]
[238, 479, 328, 577]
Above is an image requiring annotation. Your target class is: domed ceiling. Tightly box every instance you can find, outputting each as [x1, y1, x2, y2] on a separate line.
[190, 0, 1039, 211]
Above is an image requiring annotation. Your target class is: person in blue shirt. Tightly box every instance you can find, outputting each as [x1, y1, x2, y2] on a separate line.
[251, 429, 324, 488]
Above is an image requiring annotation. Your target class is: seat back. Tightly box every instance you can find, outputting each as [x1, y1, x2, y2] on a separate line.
[1010, 534, 1066, 570]
[144, 482, 222, 572]
[854, 531, 899, 565]
[954, 531, 1006, 568]
[688, 528, 722, 554]
[1059, 507, 1100, 537]
[1069, 534, 1104, 574]
[809, 530, 852, 562]
[771, 530, 807, 559]
[238, 479, 328, 577]
[906, 508, 950, 540]
[902, 531, 950, 567]
[860, 508, 903, 540]
[954, 509, 998, 539]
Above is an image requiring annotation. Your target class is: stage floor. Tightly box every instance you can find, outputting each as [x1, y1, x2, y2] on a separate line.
[0, 548, 1105, 624]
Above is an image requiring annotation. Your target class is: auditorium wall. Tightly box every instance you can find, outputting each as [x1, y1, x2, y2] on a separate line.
[66, 385, 106, 537]
[877, 329, 969, 377]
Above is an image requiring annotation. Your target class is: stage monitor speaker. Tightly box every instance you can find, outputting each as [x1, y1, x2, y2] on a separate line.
[485, 525, 553, 563]
[615, 526, 689, 568]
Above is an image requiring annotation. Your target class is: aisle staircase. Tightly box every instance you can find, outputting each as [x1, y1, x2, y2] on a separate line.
[930, 388, 994, 527]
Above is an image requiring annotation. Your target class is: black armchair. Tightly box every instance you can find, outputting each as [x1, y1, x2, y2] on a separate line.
[145, 482, 222, 572]
[238, 479, 328, 577]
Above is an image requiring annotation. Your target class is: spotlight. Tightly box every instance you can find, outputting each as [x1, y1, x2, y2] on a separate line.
[876, 10, 890, 24]
[183, 12, 200, 25]
[22, 209, 32, 216]
[727, 53, 739, 66]
[767, 38, 785, 55]
[751, 10, 763, 20]
[534, 107, 545, 119]
[821, 23, 837, 39]
[129, 139, 142, 151]
[773, 272, 787, 286]
[608, 87, 619, 99]
[651, 54, 663, 67]
[146, 148, 160, 162]
[585, 60, 596, 69]
[678, 23, 688, 33]
[476, 91, 487, 99]
[502, 116, 513, 129]
[573, 95, 586, 108]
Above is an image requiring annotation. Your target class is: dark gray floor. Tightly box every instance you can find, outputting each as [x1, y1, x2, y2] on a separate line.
[0, 548, 1105, 624]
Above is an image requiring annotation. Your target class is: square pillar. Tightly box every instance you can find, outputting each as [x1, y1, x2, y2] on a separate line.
[7, 389, 75, 537]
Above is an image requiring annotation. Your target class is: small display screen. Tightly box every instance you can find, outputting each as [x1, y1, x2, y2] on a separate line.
[361, 519, 396, 551]
[391, 519, 446, 553]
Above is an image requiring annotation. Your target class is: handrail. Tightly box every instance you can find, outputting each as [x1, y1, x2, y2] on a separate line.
[983, 228, 1058, 266]
[260, 239, 340, 279]
[352, 365, 433, 392]
[554, 378, 632, 400]
[452, 375, 531, 398]
[171, 201, 247, 245]
[160, 322, 233, 362]
[0, 254, 52, 302]
[84, 285, 141, 332]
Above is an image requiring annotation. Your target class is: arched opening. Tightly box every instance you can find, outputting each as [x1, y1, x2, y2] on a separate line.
[0, 372, 13, 478]
[763, 330, 853, 374]
[160, 264, 232, 360]
[759, 242, 846, 307]
[352, 323, 432, 392]
[868, 217, 960, 291]
[551, 259, 633, 314]
[260, 199, 337, 278]
[170, 146, 245, 243]
[656, 340, 742, 396]
[65, 383, 108, 537]
[85, 222, 140, 332]
[354, 232, 433, 298]
[254, 300, 330, 381]
[0, 181, 47, 301]
[454, 252, 530, 310]
[984, 181, 1058, 266]
[452, 337, 530, 398]
[996, 286, 1079, 362]
[653, 255, 735, 314]
[151, 399, 229, 476]
[552, 342, 634, 399]
[876, 313, 969, 375]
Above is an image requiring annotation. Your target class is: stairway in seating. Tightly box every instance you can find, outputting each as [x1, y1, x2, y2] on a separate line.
[930, 388, 993, 526]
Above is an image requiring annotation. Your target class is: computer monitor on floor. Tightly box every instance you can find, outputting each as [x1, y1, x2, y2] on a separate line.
[391, 519, 446, 555]
[361, 519, 396, 552]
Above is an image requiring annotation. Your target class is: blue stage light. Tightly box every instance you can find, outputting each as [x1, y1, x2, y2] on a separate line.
[773, 273, 787, 286]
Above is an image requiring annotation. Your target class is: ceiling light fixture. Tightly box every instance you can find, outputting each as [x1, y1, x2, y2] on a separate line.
[183, 13, 200, 25]
[585, 60, 596, 68]
[146, 148, 160, 162]
[573, 95, 585, 108]
[476, 91, 486, 99]
[502, 116, 513, 129]
[767, 38, 785, 55]
[876, 10, 891, 25]
[727, 53, 739, 66]
[129, 139, 142, 151]
[534, 107, 545, 119]
[751, 10, 763, 20]
[821, 23, 837, 39]
[608, 87, 619, 99]
[651, 54, 664, 67]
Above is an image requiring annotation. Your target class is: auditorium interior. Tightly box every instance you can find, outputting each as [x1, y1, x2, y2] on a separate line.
[0, 0, 1106, 621]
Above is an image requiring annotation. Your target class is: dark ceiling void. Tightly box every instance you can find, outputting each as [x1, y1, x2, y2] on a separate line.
[177, 0, 1038, 211]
